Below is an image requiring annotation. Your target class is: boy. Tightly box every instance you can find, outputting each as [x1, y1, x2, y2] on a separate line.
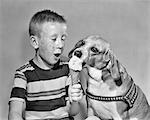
[8, 9, 83, 120]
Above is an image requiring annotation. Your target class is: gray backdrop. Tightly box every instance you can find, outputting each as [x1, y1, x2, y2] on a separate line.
[0, 0, 150, 120]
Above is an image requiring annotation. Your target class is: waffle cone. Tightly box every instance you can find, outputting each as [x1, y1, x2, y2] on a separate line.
[70, 69, 80, 85]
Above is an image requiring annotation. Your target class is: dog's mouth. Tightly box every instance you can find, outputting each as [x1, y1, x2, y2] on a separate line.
[85, 57, 111, 71]
[82, 61, 86, 68]
[99, 60, 111, 70]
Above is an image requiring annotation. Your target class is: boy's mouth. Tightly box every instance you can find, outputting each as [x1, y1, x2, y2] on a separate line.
[54, 53, 61, 57]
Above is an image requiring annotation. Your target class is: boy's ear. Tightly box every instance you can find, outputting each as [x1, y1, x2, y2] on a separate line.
[30, 35, 39, 49]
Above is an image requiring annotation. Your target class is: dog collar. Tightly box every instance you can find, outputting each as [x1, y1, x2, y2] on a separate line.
[86, 80, 138, 110]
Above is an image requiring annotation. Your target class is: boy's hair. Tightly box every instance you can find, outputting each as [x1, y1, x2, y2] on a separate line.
[29, 9, 66, 37]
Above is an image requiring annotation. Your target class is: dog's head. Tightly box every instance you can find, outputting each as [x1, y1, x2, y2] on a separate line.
[68, 35, 111, 70]
[68, 35, 127, 86]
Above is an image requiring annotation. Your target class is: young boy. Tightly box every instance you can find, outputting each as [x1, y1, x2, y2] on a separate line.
[8, 9, 83, 120]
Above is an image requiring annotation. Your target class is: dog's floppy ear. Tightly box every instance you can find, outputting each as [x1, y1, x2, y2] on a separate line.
[74, 39, 85, 48]
[109, 51, 123, 86]
[103, 49, 110, 62]
[68, 49, 74, 58]
[68, 39, 85, 58]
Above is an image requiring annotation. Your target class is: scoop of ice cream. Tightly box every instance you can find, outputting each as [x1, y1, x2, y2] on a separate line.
[69, 56, 83, 71]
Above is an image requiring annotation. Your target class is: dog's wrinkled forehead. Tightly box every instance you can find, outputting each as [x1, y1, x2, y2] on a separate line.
[84, 35, 110, 51]
[68, 35, 110, 58]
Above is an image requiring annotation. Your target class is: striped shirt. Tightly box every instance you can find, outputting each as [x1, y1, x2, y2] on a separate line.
[9, 59, 72, 120]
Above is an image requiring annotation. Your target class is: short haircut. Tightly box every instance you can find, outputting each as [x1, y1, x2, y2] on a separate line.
[29, 9, 66, 37]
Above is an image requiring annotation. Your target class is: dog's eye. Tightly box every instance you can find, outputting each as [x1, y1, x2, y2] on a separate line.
[91, 47, 99, 53]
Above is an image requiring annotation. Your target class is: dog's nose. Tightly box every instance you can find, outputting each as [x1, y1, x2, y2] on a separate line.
[74, 50, 82, 58]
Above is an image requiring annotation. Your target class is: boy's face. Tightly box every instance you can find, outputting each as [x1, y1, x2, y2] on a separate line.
[37, 22, 67, 66]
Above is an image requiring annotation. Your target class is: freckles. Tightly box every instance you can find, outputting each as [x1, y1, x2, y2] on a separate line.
[47, 41, 54, 47]
[41, 43, 53, 52]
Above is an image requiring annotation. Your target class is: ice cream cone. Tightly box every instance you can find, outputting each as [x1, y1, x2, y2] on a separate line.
[70, 69, 80, 85]
[69, 56, 83, 85]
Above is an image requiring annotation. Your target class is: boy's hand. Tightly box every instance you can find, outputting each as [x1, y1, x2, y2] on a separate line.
[69, 83, 83, 102]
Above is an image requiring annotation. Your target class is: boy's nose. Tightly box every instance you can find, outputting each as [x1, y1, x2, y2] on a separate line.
[55, 39, 64, 48]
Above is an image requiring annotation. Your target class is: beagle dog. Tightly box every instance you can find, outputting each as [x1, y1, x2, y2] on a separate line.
[68, 35, 150, 120]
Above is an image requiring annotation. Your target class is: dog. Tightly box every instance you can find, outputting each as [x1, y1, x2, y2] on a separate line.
[68, 35, 150, 120]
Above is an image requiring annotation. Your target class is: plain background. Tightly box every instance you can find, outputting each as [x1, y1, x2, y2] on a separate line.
[0, 0, 150, 120]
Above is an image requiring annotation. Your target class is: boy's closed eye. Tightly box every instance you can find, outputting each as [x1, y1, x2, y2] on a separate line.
[51, 35, 57, 41]
[61, 34, 67, 41]
[51, 34, 67, 41]
[52, 38, 57, 41]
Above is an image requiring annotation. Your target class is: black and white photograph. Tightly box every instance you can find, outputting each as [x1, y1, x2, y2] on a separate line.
[0, 0, 150, 120]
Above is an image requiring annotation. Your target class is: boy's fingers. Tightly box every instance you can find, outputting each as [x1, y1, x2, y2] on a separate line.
[71, 97, 80, 101]
[71, 87, 82, 93]
[71, 88, 83, 94]
[69, 83, 83, 102]
[71, 91, 83, 102]
[71, 93, 81, 97]
[72, 83, 82, 89]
